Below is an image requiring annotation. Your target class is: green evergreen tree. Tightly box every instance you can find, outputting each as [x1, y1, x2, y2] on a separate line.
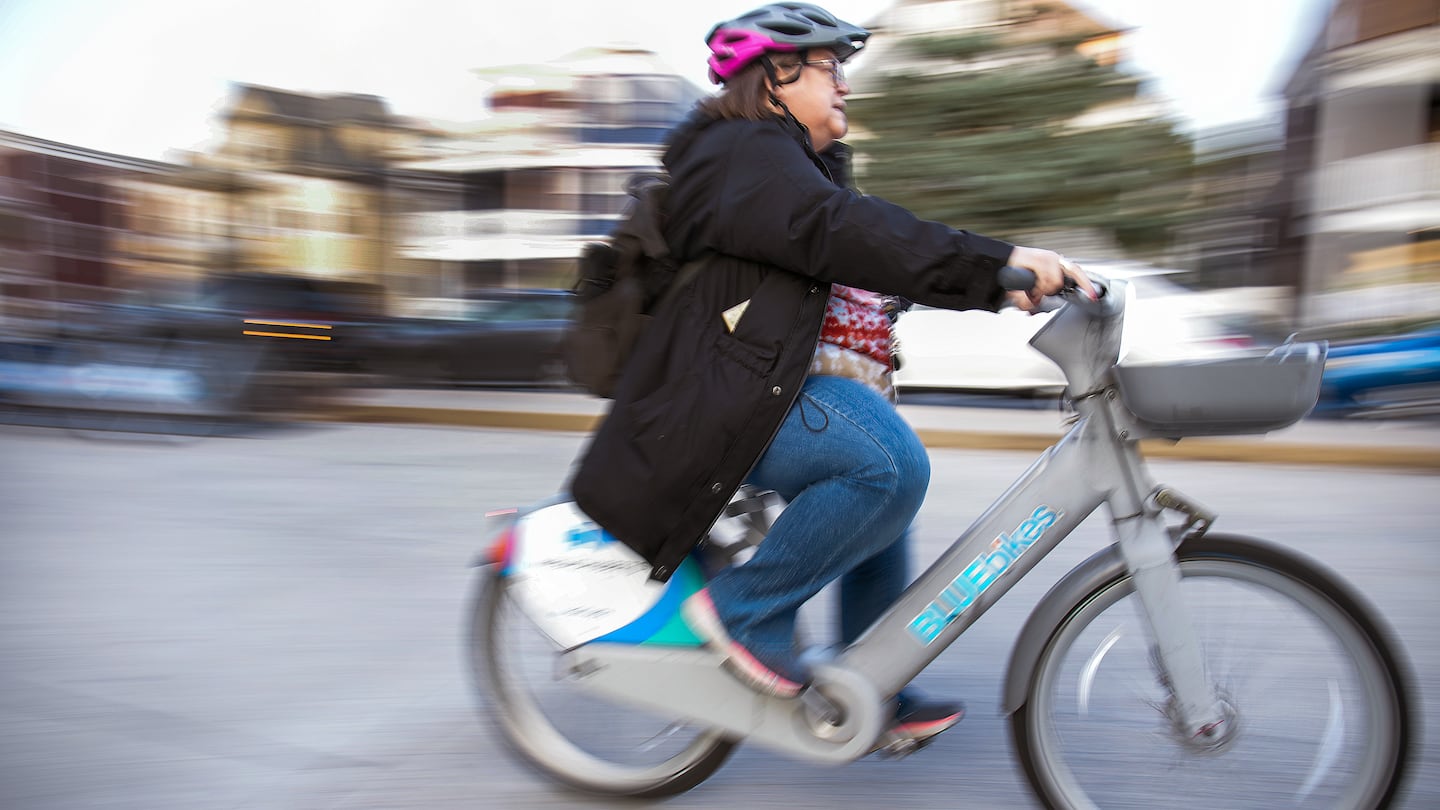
[848, 33, 1195, 254]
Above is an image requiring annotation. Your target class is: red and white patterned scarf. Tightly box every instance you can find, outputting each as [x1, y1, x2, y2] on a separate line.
[809, 284, 896, 402]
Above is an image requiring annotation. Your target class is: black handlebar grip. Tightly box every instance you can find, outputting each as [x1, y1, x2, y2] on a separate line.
[998, 265, 1038, 291]
[998, 265, 1087, 295]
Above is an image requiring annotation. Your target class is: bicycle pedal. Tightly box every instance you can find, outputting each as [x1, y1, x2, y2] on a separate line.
[872, 731, 933, 760]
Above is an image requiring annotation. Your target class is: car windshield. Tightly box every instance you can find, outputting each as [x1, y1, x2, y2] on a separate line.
[465, 298, 572, 322]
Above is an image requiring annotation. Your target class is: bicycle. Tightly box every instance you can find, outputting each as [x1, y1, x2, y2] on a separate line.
[466, 269, 1415, 808]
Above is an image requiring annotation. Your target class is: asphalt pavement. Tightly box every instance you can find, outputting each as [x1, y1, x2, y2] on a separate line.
[317, 386, 1440, 471]
[4, 421, 1435, 809]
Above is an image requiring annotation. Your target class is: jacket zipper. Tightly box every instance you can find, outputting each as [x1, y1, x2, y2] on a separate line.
[736, 283, 829, 488]
[657, 123, 843, 580]
[728, 122, 840, 515]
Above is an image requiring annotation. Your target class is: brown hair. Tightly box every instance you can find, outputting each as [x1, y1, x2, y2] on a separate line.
[698, 52, 803, 121]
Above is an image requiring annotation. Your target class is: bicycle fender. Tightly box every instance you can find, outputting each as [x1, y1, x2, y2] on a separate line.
[1002, 543, 1127, 715]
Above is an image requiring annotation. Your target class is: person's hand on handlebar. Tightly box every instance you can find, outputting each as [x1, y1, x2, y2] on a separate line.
[1003, 247, 1097, 312]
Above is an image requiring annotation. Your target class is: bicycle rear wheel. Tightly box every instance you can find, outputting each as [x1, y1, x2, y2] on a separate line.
[1013, 535, 1411, 809]
[468, 568, 737, 798]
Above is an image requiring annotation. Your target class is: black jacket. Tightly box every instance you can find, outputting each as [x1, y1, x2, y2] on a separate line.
[571, 112, 1014, 581]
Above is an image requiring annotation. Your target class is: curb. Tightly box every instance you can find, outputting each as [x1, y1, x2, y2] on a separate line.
[322, 405, 1440, 472]
[328, 406, 601, 434]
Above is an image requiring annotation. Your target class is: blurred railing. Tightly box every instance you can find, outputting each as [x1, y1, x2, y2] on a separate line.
[114, 232, 229, 264]
[401, 210, 614, 241]
[1314, 143, 1440, 215]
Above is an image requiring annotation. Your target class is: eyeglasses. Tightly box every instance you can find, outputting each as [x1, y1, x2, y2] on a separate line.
[802, 59, 845, 86]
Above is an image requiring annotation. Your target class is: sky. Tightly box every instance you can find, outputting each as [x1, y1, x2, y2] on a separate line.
[0, 0, 1333, 162]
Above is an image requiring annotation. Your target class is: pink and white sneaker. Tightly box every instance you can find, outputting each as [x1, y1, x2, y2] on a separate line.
[682, 589, 804, 699]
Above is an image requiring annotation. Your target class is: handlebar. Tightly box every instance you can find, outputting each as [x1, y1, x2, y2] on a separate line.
[997, 266, 1108, 319]
[997, 265, 1098, 298]
[997, 265, 1042, 292]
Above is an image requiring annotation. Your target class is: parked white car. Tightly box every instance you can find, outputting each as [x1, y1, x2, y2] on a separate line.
[893, 268, 1275, 395]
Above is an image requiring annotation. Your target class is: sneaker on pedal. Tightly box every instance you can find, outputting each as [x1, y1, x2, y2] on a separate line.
[876, 692, 965, 757]
[682, 588, 806, 698]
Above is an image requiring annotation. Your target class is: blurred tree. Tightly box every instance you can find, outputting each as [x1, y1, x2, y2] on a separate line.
[848, 33, 1196, 255]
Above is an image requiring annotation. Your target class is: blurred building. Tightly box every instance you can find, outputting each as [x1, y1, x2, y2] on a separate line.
[1178, 121, 1288, 291]
[2, 86, 429, 328]
[387, 46, 705, 299]
[191, 85, 430, 292]
[0, 140, 56, 335]
[2, 52, 706, 322]
[0, 132, 127, 311]
[0, 130, 245, 335]
[1272, 0, 1440, 328]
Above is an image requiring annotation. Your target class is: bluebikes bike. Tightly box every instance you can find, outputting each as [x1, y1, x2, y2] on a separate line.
[468, 269, 1414, 808]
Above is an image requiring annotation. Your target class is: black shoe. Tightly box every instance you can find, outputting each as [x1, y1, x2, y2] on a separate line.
[874, 693, 965, 758]
[891, 697, 965, 740]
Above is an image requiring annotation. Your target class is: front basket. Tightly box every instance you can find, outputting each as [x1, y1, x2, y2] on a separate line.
[1112, 340, 1328, 437]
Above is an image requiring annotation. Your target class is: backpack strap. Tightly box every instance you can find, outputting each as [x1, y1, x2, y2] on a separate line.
[654, 252, 707, 312]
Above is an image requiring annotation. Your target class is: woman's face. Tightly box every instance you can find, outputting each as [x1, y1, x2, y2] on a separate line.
[772, 48, 850, 152]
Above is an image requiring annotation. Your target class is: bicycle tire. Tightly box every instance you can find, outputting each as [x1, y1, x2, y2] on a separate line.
[467, 567, 737, 798]
[1012, 534, 1412, 809]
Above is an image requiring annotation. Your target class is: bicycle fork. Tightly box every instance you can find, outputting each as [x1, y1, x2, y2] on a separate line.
[1113, 499, 1235, 747]
[1091, 382, 1234, 747]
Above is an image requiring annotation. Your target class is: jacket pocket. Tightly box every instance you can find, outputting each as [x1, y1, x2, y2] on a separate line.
[711, 331, 778, 378]
[621, 330, 780, 501]
[628, 373, 713, 482]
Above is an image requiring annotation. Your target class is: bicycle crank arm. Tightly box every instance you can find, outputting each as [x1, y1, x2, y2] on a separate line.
[559, 644, 888, 765]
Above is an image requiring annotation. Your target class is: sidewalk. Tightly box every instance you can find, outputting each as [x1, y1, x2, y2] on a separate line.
[320, 386, 1440, 471]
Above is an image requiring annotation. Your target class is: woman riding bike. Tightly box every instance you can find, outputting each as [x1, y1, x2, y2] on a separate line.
[571, 1, 1093, 748]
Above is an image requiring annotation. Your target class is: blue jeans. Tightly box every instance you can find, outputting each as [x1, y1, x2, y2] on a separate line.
[705, 375, 931, 680]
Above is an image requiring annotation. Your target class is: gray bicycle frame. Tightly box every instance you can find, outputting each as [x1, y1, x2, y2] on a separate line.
[561, 278, 1229, 764]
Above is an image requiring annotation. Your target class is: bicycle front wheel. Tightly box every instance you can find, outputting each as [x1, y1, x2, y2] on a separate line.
[1013, 535, 1411, 809]
[468, 567, 737, 798]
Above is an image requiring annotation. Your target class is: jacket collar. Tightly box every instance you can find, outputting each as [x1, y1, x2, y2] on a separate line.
[664, 109, 850, 187]
[819, 141, 854, 188]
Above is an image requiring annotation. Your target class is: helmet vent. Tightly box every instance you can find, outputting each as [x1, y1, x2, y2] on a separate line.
[763, 21, 814, 36]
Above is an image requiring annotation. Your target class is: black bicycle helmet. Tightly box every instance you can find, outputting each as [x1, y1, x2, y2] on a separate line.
[706, 2, 870, 84]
